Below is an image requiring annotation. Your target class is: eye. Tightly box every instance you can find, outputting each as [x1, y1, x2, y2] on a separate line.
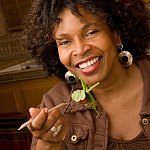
[57, 39, 70, 46]
[86, 30, 98, 37]
[60, 40, 69, 45]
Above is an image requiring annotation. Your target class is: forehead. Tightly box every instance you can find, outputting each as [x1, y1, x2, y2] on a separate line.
[53, 8, 104, 36]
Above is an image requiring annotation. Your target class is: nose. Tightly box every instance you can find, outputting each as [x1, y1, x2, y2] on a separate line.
[72, 38, 91, 56]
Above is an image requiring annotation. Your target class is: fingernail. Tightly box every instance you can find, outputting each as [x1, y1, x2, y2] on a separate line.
[29, 107, 34, 112]
[44, 108, 48, 113]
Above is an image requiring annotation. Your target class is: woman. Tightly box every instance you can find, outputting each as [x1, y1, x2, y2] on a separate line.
[24, 0, 150, 149]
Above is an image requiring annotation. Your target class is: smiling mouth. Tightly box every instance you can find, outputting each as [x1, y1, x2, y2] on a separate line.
[79, 57, 100, 69]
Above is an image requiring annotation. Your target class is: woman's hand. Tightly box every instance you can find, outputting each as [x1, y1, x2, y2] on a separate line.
[28, 107, 67, 143]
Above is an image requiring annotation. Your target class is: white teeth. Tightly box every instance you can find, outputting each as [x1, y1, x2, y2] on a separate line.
[79, 57, 99, 69]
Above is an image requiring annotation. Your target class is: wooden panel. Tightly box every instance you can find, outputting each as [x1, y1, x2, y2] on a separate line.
[145, 0, 150, 3]
[21, 76, 60, 109]
[0, 0, 21, 30]
[0, 76, 60, 116]
[0, 0, 31, 31]
[0, 128, 31, 150]
[0, 116, 31, 150]
[0, 90, 21, 114]
[22, 86, 51, 109]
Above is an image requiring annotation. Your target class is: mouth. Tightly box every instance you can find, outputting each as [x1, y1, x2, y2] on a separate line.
[78, 57, 100, 69]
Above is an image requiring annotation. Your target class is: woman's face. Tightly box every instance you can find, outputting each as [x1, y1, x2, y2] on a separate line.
[54, 8, 121, 86]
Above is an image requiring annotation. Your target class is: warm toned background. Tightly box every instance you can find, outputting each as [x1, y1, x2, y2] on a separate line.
[0, 1, 60, 149]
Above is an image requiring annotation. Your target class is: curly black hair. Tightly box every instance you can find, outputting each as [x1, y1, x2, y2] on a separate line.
[24, 0, 150, 80]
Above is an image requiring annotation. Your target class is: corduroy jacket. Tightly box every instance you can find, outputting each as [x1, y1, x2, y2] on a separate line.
[31, 56, 150, 150]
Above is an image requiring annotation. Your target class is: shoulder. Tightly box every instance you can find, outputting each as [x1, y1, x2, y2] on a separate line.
[136, 55, 150, 71]
[46, 81, 71, 98]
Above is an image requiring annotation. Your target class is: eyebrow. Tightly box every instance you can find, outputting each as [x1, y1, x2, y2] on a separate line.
[81, 22, 99, 31]
[54, 22, 100, 40]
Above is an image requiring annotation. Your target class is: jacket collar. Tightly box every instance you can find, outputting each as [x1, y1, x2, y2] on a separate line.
[136, 57, 150, 115]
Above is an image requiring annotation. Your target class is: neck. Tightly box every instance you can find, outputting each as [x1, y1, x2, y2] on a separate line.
[92, 63, 143, 103]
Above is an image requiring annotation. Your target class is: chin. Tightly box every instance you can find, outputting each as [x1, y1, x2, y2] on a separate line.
[82, 77, 98, 86]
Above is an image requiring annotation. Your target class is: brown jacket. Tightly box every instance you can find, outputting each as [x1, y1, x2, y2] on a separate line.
[31, 56, 150, 150]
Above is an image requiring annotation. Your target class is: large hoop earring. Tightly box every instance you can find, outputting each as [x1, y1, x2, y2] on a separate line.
[118, 43, 133, 67]
[65, 71, 78, 85]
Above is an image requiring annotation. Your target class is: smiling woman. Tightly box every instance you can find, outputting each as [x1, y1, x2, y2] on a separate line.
[24, 0, 150, 150]
[53, 8, 120, 85]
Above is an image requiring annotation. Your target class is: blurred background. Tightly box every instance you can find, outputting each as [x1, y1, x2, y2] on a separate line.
[0, 0, 30, 70]
[0, 0, 60, 149]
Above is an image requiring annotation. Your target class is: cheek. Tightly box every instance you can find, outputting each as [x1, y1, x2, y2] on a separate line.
[93, 32, 113, 50]
[58, 49, 71, 66]
[98, 37, 117, 56]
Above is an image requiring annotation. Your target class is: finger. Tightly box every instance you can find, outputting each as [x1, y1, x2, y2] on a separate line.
[35, 109, 66, 142]
[28, 108, 67, 143]
[42, 116, 66, 143]
[31, 108, 48, 130]
[28, 109, 62, 141]
[51, 116, 66, 138]
[29, 107, 42, 118]
[41, 108, 60, 130]
[47, 108, 60, 124]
